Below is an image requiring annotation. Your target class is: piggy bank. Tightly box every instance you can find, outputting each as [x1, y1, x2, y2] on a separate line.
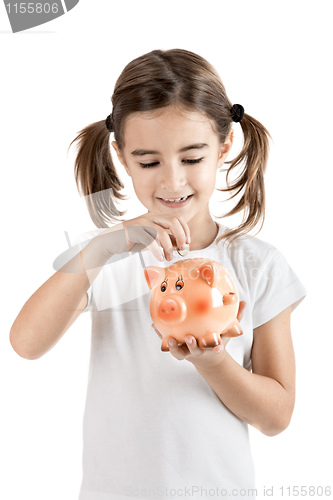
[144, 258, 243, 351]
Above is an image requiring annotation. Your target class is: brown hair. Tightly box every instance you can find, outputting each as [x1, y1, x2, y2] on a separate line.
[69, 48, 270, 243]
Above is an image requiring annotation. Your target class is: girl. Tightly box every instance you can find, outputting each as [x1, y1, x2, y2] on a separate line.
[10, 49, 306, 500]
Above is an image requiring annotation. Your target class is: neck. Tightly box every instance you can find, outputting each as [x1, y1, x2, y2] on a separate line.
[188, 215, 219, 251]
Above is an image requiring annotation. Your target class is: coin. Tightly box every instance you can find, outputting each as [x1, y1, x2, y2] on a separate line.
[176, 244, 190, 257]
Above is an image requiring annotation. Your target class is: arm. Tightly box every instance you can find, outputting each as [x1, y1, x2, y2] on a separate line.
[9, 236, 112, 360]
[165, 306, 295, 436]
[10, 215, 191, 360]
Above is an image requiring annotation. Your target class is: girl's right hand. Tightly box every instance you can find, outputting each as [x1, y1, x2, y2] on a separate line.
[97, 213, 191, 262]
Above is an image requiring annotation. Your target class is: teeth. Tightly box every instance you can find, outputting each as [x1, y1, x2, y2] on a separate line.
[162, 196, 188, 202]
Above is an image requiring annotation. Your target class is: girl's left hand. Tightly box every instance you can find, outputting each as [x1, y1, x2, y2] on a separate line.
[152, 301, 246, 371]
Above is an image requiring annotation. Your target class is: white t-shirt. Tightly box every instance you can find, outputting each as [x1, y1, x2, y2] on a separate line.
[70, 223, 306, 500]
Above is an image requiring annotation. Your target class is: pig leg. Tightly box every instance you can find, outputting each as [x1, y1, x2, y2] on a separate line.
[161, 338, 170, 352]
[198, 332, 220, 348]
[222, 319, 243, 337]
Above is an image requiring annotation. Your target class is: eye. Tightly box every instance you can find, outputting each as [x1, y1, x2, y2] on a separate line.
[175, 276, 184, 290]
[140, 162, 160, 168]
[161, 279, 168, 292]
[183, 157, 204, 165]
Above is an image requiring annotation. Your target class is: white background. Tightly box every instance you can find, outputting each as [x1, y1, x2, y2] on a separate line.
[1, 1, 332, 499]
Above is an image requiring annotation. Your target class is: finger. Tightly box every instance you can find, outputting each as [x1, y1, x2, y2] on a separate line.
[151, 216, 190, 256]
[176, 216, 191, 245]
[212, 343, 225, 353]
[167, 337, 187, 360]
[220, 335, 231, 347]
[155, 230, 175, 261]
[184, 335, 203, 355]
[165, 217, 190, 251]
[142, 238, 164, 262]
[237, 301, 246, 322]
[164, 217, 188, 249]
[151, 323, 163, 340]
[202, 334, 225, 353]
[126, 226, 164, 262]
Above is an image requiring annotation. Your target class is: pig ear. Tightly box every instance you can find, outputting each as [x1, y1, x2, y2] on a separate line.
[198, 261, 218, 287]
[144, 266, 164, 289]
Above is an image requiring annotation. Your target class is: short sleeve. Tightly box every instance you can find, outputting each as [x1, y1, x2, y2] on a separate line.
[82, 283, 93, 313]
[52, 229, 101, 313]
[71, 230, 102, 313]
[252, 248, 306, 328]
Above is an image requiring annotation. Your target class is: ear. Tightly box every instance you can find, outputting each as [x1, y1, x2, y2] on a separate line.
[144, 266, 165, 289]
[111, 141, 131, 176]
[197, 261, 219, 287]
[217, 129, 234, 169]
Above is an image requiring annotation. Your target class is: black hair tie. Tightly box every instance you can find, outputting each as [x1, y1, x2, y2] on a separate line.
[230, 104, 245, 123]
[105, 114, 114, 132]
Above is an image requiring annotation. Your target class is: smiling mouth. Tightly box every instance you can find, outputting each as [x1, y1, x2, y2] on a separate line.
[157, 195, 193, 207]
[160, 196, 189, 202]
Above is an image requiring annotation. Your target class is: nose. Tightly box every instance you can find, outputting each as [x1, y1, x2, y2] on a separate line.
[160, 163, 186, 192]
[158, 298, 186, 324]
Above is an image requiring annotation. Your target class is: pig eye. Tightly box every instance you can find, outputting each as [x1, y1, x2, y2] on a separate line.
[161, 279, 168, 292]
[175, 276, 184, 291]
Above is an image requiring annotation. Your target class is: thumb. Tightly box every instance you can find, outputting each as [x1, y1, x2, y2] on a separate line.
[237, 301, 246, 322]
[151, 323, 163, 340]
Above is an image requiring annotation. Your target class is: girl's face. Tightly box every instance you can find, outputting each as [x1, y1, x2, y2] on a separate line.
[112, 105, 233, 228]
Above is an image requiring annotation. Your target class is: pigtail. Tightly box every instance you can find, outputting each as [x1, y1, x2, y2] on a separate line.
[217, 113, 271, 244]
[68, 120, 126, 227]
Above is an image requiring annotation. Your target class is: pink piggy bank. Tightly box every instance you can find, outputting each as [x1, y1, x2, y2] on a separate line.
[144, 258, 243, 351]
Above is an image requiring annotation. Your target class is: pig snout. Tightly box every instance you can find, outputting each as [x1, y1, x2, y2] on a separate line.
[157, 298, 186, 324]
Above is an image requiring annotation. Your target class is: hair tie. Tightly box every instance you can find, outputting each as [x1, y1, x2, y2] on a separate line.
[105, 114, 114, 132]
[230, 104, 245, 123]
